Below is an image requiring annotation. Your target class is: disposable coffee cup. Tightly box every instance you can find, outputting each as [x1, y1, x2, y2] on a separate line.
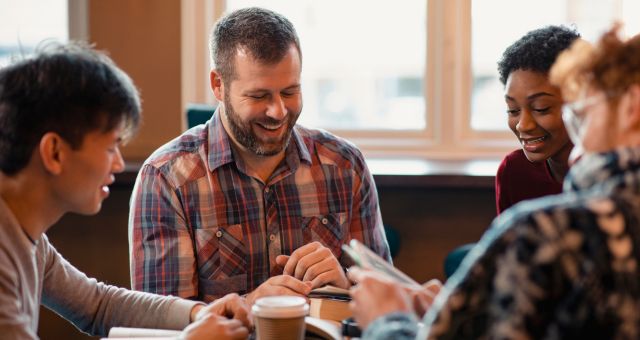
[252, 296, 309, 340]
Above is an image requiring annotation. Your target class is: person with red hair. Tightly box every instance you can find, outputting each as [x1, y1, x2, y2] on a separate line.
[349, 24, 640, 339]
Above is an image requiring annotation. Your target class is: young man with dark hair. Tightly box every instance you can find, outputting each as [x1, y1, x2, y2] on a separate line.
[129, 7, 390, 305]
[0, 42, 250, 339]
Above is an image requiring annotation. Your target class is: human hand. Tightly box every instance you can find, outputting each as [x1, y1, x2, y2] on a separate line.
[181, 313, 248, 340]
[275, 241, 350, 289]
[246, 275, 313, 305]
[347, 267, 412, 329]
[409, 279, 442, 318]
[192, 293, 252, 329]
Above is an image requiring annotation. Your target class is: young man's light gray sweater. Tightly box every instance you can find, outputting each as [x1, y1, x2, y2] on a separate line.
[0, 197, 200, 339]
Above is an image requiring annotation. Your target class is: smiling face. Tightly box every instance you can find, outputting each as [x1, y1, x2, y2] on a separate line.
[53, 126, 125, 215]
[505, 69, 572, 163]
[215, 44, 303, 157]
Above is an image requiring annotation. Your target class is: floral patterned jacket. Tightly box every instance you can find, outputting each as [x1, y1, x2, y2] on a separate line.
[365, 146, 640, 339]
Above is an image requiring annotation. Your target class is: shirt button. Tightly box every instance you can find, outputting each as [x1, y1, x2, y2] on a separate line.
[265, 187, 270, 193]
[269, 234, 276, 242]
[321, 218, 329, 225]
[215, 230, 223, 238]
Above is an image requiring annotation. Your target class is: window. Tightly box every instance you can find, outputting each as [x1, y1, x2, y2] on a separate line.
[0, 0, 69, 67]
[227, 0, 427, 131]
[189, 0, 640, 159]
[471, 0, 640, 131]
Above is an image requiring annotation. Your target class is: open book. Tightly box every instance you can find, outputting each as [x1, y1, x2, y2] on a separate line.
[104, 317, 341, 340]
[304, 316, 342, 340]
[104, 327, 180, 339]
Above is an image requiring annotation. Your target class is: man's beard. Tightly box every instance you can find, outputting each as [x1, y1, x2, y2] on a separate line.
[224, 92, 300, 156]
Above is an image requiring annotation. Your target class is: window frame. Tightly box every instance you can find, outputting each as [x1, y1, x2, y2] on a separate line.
[183, 0, 519, 160]
[68, 0, 89, 42]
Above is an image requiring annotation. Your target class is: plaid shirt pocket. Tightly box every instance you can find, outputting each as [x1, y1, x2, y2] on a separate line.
[301, 212, 348, 259]
[195, 224, 247, 298]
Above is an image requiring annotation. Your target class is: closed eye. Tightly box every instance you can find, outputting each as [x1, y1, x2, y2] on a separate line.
[506, 108, 520, 116]
[533, 107, 551, 113]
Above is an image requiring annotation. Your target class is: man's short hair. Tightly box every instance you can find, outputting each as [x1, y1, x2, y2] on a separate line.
[498, 25, 580, 85]
[209, 7, 301, 84]
[0, 41, 141, 175]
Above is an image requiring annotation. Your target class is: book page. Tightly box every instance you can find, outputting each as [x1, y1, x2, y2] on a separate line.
[305, 316, 342, 340]
[107, 327, 181, 338]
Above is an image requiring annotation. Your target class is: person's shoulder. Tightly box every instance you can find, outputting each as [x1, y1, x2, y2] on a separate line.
[146, 125, 208, 163]
[492, 190, 591, 240]
[0, 237, 19, 287]
[0, 219, 13, 263]
[139, 125, 210, 185]
[497, 149, 523, 178]
[515, 193, 640, 253]
[295, 124, 366, 168]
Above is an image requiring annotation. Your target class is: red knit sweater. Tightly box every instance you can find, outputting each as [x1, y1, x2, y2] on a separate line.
[495, 149, 562, 215]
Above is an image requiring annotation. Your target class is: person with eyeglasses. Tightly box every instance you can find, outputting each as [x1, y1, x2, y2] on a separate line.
[349, 24, 640, 339]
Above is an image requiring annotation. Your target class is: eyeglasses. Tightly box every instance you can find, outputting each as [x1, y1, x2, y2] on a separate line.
[561, 93, 608, 144]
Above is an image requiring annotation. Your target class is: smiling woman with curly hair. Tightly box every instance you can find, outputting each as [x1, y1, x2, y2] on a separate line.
[349, 24, 640, 340]
[495, 25, 580, 214]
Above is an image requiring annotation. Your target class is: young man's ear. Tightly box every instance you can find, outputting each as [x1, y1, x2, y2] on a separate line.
[39, 132, 65, 175]
[210, 69, 224, 102]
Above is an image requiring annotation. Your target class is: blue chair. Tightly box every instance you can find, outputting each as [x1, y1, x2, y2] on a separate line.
[443, 243, 474, 278]
[186, 103, 216, 128]
[384, 224, 401, 259]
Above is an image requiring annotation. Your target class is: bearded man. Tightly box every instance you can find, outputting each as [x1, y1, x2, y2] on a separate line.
[128, 7, 390, 305]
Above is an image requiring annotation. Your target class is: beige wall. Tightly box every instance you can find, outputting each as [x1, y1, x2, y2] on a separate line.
[89, 0, 183, 160]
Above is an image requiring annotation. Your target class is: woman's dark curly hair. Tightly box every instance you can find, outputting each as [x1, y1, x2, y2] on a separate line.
[498, 25, 580, 85]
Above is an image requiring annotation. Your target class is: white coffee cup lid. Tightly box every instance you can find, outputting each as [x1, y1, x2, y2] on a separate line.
[252, 296, 309, 318]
